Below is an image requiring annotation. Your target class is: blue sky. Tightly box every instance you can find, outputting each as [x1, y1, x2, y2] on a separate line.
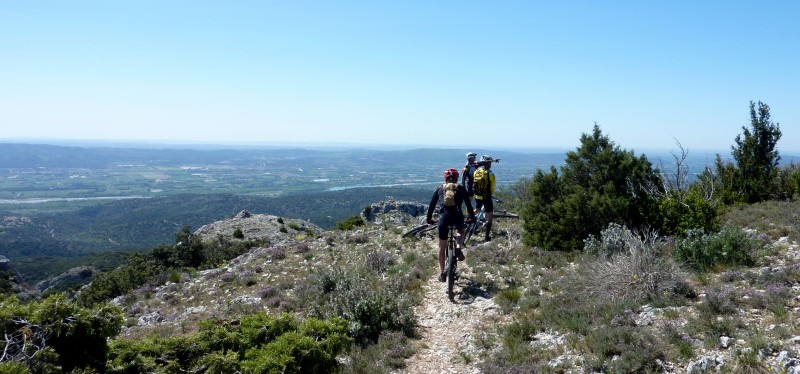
[1, 1, 798, 153]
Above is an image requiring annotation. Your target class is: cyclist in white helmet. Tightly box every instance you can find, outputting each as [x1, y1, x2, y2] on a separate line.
[461, 152, 479, 204]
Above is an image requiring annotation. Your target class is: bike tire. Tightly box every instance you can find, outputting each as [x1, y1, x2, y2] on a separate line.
[492, 210, 519, 218]
[402, 224, 436, 238]
[447, 243, 457, 301]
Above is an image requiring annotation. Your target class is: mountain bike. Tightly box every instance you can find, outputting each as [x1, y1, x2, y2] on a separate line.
[464, 197, 519, 244]
[444, 224, 459, 301]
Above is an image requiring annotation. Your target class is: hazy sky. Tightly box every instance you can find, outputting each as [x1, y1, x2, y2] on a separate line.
[1, 1, 798, 152]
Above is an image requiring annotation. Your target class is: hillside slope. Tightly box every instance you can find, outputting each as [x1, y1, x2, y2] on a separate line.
[100, 200, 800, 373]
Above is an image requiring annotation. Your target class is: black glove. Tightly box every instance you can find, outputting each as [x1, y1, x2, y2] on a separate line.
[426, 218, 434, 225]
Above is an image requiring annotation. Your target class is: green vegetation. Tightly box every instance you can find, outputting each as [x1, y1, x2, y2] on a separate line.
[107, 313, 351, 374]
[715, 101, 784, 204]
[480, 101, 799, 372]
[518, 101, 796, 253]
[77, 227, 264, 307]
[673, 227, 761, 272]
[520, 124, 662, 251]
[0, 294, 123, 373]
[336, 215, 365, 231]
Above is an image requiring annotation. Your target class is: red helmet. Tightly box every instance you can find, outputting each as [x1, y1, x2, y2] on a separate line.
[444, 168, 459, 181]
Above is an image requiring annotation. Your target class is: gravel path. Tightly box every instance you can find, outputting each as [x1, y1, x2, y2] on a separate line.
[399, 258, 501, 374]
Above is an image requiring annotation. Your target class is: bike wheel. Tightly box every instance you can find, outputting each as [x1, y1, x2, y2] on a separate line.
[492, 210, 519, 218]
[447, 245, 457, 301]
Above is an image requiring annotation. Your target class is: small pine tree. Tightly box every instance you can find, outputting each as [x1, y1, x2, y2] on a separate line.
[522, 124, 662, 251]
[716, 100, 782, 203]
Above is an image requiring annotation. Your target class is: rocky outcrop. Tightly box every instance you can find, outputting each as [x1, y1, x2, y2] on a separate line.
[35, 266, 97, 293]
[193, 210, 322, 244]
[361, 200, 427, 225]
[0, 255, 9, 271]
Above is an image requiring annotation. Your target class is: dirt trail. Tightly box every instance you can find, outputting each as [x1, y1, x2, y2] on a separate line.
[398, 258, 501, 374]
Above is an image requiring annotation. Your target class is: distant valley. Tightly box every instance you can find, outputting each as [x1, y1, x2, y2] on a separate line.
[0, 142, 768, 284]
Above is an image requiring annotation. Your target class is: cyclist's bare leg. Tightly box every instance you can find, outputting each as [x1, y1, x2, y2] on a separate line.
[457, 228, 465, 248]
[438, 239, 447, 274]
[485, 211, 494, 240]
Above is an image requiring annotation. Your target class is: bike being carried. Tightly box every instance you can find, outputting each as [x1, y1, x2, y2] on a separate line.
[426, 168, 476, 284]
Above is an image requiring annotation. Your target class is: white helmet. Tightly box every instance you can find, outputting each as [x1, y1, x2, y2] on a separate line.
[466, 152, 477, 159]
[480, 155, 494, 163]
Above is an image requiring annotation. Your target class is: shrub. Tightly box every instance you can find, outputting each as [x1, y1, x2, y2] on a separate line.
[198, 350, 240, 373]
[107, 313, 351, 374]
[577, 249, 685, 304]
[267, 246, 286, 260]
[167, 270, 182, 283]
[496, 289, 523, 313]
[365, 251, 395, 273]
[673, 227, 759, 272]
[306, 267, 415, 344]
[656, 189, 720, 236]
[233, 228, 244, 239]
[259, 286, 278, 299]
[346, 233, 370, 244]
[703, 286, 739, 315]
[240, 317, 350, 374]
[579, 226, 686, 304]
[583, 223, 659, 257]
[337, 215, 366, 231]
[0, 294, 123, 373]
[663, 323, 695, 359]
[0, 361, 31, 374]
[340, 331, 414, 373]
[586, 325, 665, 373]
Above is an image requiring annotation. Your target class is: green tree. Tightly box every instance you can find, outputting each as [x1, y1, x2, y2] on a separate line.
[717, 101, 782, 203]
[522, 124, 662, 251]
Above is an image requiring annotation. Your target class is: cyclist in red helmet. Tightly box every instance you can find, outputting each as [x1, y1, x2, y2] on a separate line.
[426, 168, 476, 282]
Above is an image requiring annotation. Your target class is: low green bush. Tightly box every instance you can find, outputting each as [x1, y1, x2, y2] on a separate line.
[107, 313, 351, 374]
[336, 215, 365, 231]
[586, 325, 665, 373]
[0, 294, 122, 373]
[304, 267, 416, 344]
[656, 190, 719, 236]
[233, 228, 245, 239]
[673, 227, 760, 272]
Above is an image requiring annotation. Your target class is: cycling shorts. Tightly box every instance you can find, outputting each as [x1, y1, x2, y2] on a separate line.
[475, 197, 493, 213]
[437, 209, 465, 240]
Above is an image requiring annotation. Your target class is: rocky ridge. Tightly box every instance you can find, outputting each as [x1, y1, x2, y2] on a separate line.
[104, 200, 800, 373]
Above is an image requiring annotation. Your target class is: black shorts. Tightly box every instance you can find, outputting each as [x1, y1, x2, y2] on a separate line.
[437, 210, 465, 240]
[475, 197, 493, 213]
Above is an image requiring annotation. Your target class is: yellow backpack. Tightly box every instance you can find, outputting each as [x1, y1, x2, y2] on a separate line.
[473, 168, 490, 196]
[442, 183, 458, 207]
